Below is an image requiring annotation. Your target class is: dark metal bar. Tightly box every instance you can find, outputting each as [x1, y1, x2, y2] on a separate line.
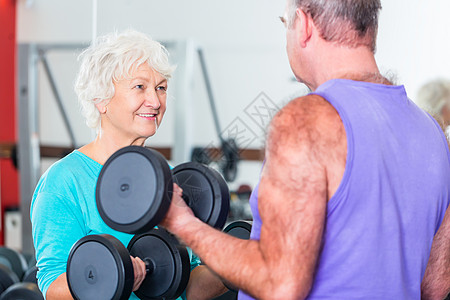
[39, 52, 78, 148]
[197, 48, 224, 142]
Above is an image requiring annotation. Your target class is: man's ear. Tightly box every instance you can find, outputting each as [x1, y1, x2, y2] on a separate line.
[296, 8, 313, 48]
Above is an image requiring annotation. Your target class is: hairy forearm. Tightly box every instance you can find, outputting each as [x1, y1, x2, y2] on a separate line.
[422, 208, 450, 300]
[186, 265, 228, 300]
[169, 217, 310, 300]
[46, 273, 74, 300]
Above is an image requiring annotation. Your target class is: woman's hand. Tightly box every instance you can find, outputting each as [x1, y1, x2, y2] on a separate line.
[131, 256, 146, 291]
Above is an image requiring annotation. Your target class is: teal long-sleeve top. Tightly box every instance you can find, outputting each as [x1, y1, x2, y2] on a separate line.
[31, 150, 200, 299]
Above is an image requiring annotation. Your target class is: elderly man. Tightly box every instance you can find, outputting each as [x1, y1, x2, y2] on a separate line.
[162, 1, 450, 299]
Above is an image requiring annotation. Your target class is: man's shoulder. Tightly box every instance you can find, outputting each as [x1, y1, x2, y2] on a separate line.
[271, 94, 342, 141]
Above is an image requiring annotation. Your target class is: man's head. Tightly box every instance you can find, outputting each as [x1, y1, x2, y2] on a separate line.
[285, 0, 382, 53]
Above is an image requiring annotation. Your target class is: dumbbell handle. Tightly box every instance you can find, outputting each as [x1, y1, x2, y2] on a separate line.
[143, 258, 155, 275]
[181, 194, 191, 206]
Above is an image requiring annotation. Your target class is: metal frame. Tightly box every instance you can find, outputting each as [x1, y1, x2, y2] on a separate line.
[17, 44, 41, 255]
[171, 40, 196, 164]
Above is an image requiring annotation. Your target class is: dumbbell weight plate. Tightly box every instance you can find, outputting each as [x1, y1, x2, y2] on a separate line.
[0, 282, 43, 300]
[0, 264, 19, 295]
[22, 265, 38, 284]
[223, 220, 252, 240]
[67, 235, 134, 300]
[172, 162, 230, 229]
[221, 220, 253, 293]
[128, 228, 190, 300]
[97, 146, 173, 234]
[0, 247, 28, 280]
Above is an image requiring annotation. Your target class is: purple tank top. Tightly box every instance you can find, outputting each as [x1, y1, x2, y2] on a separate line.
[238, 79, 450, 300]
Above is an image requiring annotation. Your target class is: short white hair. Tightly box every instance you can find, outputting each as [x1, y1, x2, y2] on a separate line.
[74, 29, 175, 131]
[416, 79, 450, 118]
[285, 0, 381, 52]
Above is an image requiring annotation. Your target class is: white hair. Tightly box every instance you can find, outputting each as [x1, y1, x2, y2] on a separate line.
[416, 79, 450, 118]
[74, 29, 175, 131]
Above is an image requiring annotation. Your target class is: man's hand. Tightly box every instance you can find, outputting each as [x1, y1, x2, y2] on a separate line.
[161, 183, 196, 231]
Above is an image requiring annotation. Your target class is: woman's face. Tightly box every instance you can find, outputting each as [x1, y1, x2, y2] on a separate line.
[99, 63, 168, 145]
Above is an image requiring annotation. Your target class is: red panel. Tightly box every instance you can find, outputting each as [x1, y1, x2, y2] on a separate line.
[0, 0, 16, 141]
[0, 0, 17, 245]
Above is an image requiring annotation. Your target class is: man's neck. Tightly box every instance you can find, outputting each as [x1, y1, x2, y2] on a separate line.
[306, 43, 388, 90]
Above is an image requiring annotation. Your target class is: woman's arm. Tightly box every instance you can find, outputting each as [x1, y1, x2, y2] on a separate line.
[46, 273, 72, 300]
[186, 265, 228, 300]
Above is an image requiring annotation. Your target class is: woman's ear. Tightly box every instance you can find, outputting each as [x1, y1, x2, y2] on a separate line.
[96, 101, 107, 114]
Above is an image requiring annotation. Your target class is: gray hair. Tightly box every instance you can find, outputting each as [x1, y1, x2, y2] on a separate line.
[286, 0, 382, 52]
[74, 30, 175, 131]
[416, 79, 450, 118]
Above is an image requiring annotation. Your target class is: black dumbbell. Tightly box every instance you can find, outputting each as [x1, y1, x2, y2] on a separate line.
[0, 247, 30, 295]
[67, 227, 190, 300]
[96, 146, 230, 234]
[0, 247, 28, 281]
[223, 220, 252, 240]
[22, 265, 38, 284]
[0, 264, 19, 296]
[219, 220, 253, 296]
[0, 282, 43, 300]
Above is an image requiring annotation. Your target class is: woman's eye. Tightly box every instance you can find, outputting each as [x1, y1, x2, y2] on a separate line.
[156, 86, 167, 92]
[135, 84, 144, 89]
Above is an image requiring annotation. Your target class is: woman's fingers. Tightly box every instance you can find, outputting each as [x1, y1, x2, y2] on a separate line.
[131, 256, 146, 291]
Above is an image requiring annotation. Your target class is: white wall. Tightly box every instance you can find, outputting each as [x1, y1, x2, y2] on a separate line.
[16, 0, 450, 190]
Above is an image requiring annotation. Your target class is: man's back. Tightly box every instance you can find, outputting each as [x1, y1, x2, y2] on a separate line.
[304, 79, 450, 299]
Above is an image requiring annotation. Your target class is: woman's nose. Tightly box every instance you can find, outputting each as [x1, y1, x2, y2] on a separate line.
[144, 90, 161, 109]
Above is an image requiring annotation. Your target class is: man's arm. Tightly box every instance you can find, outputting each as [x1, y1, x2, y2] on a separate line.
[422, 206, 450, 300]
[162, 95, 345, 299]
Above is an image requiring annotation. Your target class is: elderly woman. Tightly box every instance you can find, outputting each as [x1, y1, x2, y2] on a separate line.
[31, 30, 227, 300]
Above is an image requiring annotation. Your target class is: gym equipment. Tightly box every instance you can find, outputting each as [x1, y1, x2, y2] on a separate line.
[223, 220, 252, 240]
[22, 265, 38, 284]
[0, 265, 19, 295]
[0, 247, 28, 280]
[128, 228, 190, 299]
[0, 282, 43, 300]
[172, 161, 229, 229]
[219, 220, 253, 296]
[97, 146, 230, 234]
[196, 48, 240, 182]
[67, 234, 133, 300]
[24, 253, 36, 269]
[67, 227, 189, 300]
